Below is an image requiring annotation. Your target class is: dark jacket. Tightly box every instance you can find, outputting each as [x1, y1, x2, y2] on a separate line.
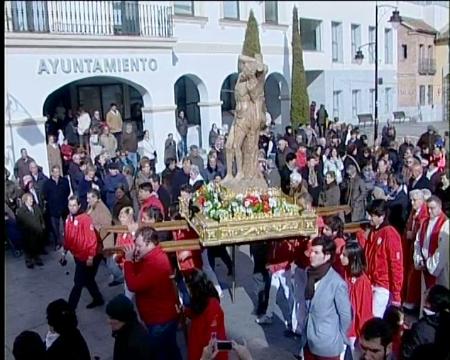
[176, 116, 188, 137]
[161, 167, 179, 201]
[46, 328, 91, 360]
[14, 156, 35, 184]
[16, 205, 45, 255]
[408, 174, 431, 192]
[301, 166, 324, 207]
[319, 182, 341, 207]
[202, 163, 225, 183]
[279, 165, 293, 195]
[64, 119, 79, 147]
[401, 313, 440, 360]
[157, 186, 171, 218]
[112, 320, 153, 360]
[121, 131, 138, 153]
[42, 177, 70, 217]
[77, 177, 103, 212]
[31, 171, 49, 195]
[209, 129, 219, 148]
[68, 162, 83, 193]
[387, 188, 409, 234]
[171, 169, 190, 202]
[103, 174, 129, 210]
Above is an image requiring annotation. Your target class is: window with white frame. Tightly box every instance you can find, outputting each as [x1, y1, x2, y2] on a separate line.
[223, 1, 239, 20]
[352, 90, 360, 120]
[264, 1, 278, 24]
[332, 22, 342, 62]
[300, 18, 322, 51]
[333, 91, 342, 120]
[385, 87, 392, 114]
[419, 85, 426, 105]
[384, 29, 393, 64]
[369, 26, 376, 64]
[174, 1, 194, 16]
[369, 88, 375, 115]
[351, 24, 361, 63]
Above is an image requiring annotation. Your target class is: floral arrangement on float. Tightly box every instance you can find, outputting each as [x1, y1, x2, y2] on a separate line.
[192, 182, 302, 222]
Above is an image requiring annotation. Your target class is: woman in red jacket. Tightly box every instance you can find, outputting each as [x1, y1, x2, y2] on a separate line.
[185, 270, 228, 360]
[340, 241, 373, 358]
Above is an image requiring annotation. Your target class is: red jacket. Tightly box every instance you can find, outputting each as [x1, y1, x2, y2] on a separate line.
[115, 232, 135, 268]
[295, 149, 307, 170]
[61, 144, 74, 162]
[139, 195, 165, 222]
[124, 246, 179, 325]
[344, 270, 373, 338]
[186, 297, 227, 360]
[267, 240, 293, 273]
[364, 224, 403, 303]
[64, 213, 98, 262]
[173, 228, 202, 274]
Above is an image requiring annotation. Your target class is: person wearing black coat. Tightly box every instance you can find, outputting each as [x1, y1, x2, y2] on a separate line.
[150, 174, 171, 219]
[42, 166, 71, 250]
[106, 294, 153, 360]
[279, 153, 296, 196]
[45, 299, 91, 360]
[301, 155, 324, 207]
[408, 164, 431, 192]
[386, 173, 409, 234]
[401, 285, 450, 360]
[16, 193, 46, 268]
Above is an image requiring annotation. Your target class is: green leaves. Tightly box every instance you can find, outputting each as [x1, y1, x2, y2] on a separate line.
[242, 10, 261, 58]
[290, 6, 310, 127]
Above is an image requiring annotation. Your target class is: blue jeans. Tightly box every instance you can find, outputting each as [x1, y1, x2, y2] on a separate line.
[147, 319, 181, 360]
[180, 135, 188, 157]
[105, 256, 124, 283]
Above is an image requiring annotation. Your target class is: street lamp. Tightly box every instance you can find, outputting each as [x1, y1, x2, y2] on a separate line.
[354, 5, 401, 143]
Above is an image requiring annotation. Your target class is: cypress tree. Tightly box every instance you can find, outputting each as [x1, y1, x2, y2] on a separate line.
[290, 6, 309, 127]
[242, 10, 261, 57]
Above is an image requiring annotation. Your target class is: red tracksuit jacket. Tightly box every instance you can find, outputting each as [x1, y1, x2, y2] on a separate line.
[364, 223, 404, 303]
[64, 213, 98, 262]
[139, 195, 165, 222]
[344, 270, 373, 338]
[124, 246, 179, 325]
[186, 297, 228, 360]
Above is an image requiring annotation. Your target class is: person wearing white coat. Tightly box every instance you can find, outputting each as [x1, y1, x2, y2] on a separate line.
[323, 147, 344, 185]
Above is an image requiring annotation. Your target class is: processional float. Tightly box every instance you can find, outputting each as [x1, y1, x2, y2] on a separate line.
[101, 53, 367, 301]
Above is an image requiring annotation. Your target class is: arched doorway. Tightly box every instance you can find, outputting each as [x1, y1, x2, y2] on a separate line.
[174, 74, 207, 148]
[220, 73, 238, 131]
[264, 73, 290, 130]
[42, 76, 149, 141]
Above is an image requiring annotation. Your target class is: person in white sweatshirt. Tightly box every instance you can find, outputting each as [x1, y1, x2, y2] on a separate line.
[77, 107, 91, 151]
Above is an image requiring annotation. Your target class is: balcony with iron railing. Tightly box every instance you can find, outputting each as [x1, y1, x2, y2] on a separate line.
[418, 58, 437, 75]
[4, 1, 173, 38]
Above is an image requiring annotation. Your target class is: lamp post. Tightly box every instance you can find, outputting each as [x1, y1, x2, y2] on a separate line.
[355, 5, 401, 144]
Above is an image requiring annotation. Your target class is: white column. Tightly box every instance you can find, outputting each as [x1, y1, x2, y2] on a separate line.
[198, 101, 223, 150]
[142, 105, 177, 173]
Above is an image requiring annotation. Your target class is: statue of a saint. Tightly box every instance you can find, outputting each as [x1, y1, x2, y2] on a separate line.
[222, 54, 268, 193]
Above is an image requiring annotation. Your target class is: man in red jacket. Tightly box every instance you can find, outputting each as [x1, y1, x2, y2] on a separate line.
[61, 196, 104, 310]
[123, 226, 181, 360]
[137, 182, 165, 222]
[365, 199, 403, 317]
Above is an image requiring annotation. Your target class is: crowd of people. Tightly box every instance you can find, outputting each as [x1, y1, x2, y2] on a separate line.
[5, 101, 450, 360]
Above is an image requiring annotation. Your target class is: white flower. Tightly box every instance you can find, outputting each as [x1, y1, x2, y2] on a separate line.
[244, 200, 251, 208]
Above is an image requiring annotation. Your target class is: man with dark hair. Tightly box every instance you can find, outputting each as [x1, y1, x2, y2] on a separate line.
[365, 199, 403, 317]
[301, 154, 323, 206]
[103, 162, 129, 210]
[14, 148, 35, 187]
[149, 174, 171, 218]
[137, 182, 164, 222]
[355, 317, 394, 360]
[280, 152, 297, 195]
[13, 331, 45, 360]
[298, 235, 351, 360]
[171, 157, 191, 201]
[386, 172, 409, 234]
[42, 165, 71, 250]
[61, 196, 104, 310]
[123, 226, 181, 360]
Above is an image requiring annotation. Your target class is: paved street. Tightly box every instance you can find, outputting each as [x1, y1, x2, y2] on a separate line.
[6, 120, 447, 360]
[5, 245, 298, 360]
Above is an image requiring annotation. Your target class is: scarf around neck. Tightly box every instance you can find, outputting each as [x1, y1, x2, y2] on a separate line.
[305, 262, 331, 300]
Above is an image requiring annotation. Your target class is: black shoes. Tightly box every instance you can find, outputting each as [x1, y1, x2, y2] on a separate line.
[25, 259, 34, 269]
[108, 280, 123, 287]
[86, 299, 105, 309]
[34, 257, 44, 266]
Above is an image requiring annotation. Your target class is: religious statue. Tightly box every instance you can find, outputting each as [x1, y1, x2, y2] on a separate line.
[222, 54, 268, 193]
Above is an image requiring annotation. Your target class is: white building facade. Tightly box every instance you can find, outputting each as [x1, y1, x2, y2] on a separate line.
[4, 1, 447, 175]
